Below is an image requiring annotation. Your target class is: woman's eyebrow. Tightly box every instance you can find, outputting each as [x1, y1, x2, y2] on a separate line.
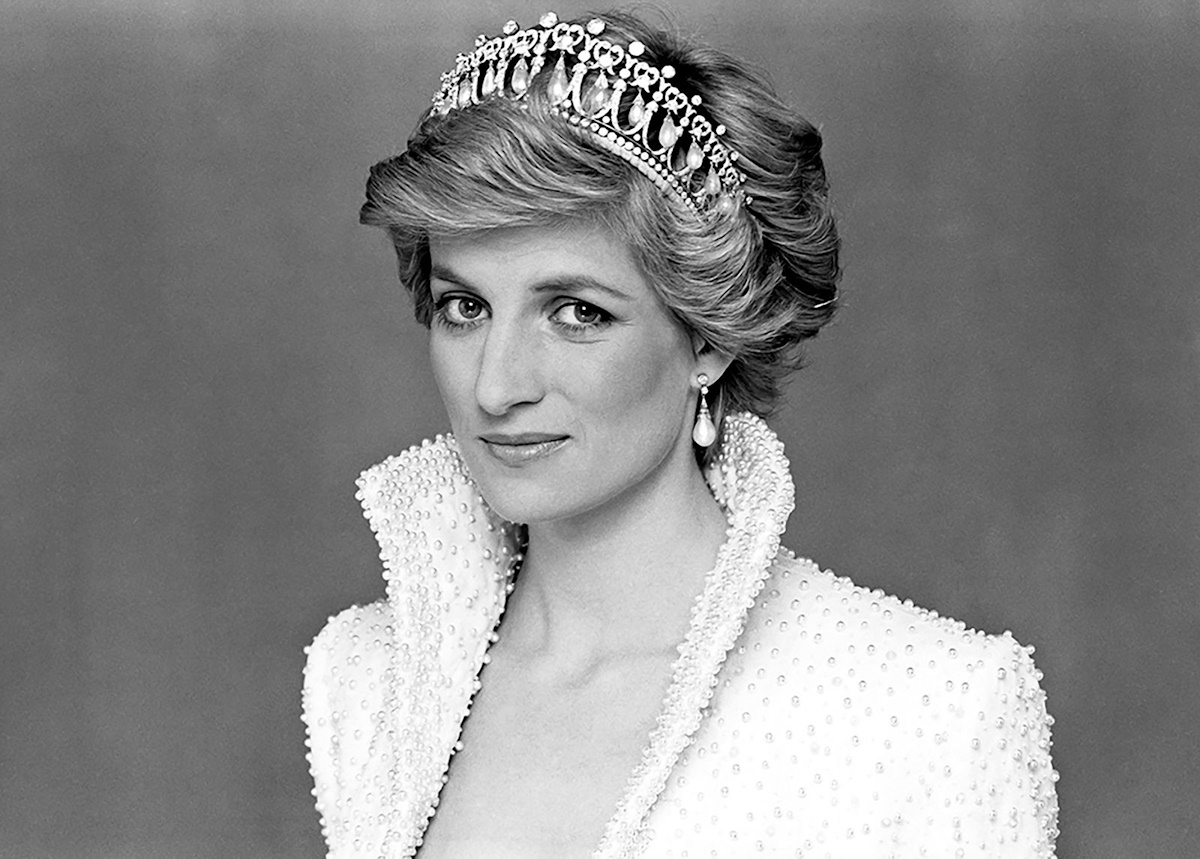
[429, 263, 470, 288]
[530, 276, 633, 302]
[430, 266, 634, 302]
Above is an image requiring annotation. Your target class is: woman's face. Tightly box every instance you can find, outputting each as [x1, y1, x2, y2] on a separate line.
[427, 223, 702, 525]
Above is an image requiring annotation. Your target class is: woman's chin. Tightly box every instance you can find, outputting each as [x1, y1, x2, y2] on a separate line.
[475, 480, 576, 525]
[460, 442, 574, 523]
[468, 466, 603, 526]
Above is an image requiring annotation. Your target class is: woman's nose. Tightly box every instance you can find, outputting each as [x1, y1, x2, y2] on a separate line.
[473, 320, 543, 415]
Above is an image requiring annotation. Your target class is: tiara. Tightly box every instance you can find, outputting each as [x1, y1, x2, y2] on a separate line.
[430, 13, 747, 217]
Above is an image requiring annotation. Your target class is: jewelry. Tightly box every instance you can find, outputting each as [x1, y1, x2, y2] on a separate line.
[430, 12, 747, 217]
[692, 373, 717, 447]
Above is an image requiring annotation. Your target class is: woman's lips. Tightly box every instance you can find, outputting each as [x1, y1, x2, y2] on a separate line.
[479, 435, 569, 465]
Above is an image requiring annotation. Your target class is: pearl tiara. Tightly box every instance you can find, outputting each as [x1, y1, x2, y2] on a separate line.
[430, 12, 748, 217]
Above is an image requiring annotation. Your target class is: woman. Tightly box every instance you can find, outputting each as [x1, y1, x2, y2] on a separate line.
[303, 11, 1058, 858]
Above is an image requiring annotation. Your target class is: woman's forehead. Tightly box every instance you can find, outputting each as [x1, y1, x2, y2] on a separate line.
[428, 224, 647, 294]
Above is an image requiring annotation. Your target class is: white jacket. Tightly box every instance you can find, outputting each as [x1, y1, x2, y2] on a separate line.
[303, 414, 1058, 857]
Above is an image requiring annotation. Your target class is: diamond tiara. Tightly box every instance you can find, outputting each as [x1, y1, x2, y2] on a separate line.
[430, 12, 747, 217]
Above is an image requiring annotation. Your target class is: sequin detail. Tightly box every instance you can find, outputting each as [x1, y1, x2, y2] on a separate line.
[302, 413, 1059, 857]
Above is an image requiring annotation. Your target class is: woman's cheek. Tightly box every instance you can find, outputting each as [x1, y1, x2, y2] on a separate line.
[429, 338, 473, 417]
[588, 337, 675, 408]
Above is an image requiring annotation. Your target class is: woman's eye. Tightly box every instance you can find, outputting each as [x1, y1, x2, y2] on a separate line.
[551, 301, 609, 329]
[571, 303, 604, 325]
[455, 298, 484, 319]
[438, 296, 487, 326]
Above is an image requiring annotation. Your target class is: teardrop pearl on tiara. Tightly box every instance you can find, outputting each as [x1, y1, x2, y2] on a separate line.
[692, 373, 717, 447]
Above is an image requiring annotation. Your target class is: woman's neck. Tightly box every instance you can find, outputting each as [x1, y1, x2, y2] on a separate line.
[498, 447, 729, 676]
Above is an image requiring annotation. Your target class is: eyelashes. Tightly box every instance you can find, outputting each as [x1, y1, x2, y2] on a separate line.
[434, 295, 487, 328]
[432, 295, 614, 335]
[549, 301, 612, 331]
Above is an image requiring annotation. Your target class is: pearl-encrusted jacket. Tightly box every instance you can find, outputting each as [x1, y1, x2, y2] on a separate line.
[303, 414, 1059, 858]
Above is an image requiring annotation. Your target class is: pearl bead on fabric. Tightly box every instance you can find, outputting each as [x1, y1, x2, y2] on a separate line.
[302, 413, 1059, 858]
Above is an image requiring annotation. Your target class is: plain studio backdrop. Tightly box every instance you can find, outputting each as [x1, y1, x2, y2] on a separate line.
[2, 0, 1198, 856]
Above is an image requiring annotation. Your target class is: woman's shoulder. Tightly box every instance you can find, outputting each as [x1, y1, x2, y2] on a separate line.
[749, 550, 1055, 751]
[302, 599, 395, 720]
[305, 599, 395, 668]
[303, 598, 431, 850]
[760, 550, 1045, 677]
[715, 551, 1060, 852]
[301, 599, 397, 842]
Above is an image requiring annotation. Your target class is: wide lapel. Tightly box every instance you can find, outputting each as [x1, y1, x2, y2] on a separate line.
[356, 435, 521, 857]
[595, 413, 795, 858]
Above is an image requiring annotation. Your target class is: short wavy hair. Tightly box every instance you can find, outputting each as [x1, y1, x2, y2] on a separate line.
[361, 11, 840, 451]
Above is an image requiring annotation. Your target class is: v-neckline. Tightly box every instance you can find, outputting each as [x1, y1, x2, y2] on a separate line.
[416, 600, 685, 858]
[361, 413, 795, 858]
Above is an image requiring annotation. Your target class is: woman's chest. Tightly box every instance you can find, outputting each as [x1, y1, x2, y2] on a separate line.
[416, 656, 672, 859]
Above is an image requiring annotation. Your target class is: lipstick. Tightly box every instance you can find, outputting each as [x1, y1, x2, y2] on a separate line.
[479, 434, 569, 465]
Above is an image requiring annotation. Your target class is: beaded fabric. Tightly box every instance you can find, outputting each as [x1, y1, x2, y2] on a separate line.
[303, 413, 1059, 858]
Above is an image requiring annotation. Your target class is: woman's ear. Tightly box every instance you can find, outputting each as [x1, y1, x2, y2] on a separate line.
[691, 334, 734, 385]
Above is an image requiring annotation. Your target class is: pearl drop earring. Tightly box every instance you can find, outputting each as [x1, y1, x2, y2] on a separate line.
[692, 373, 717, 447]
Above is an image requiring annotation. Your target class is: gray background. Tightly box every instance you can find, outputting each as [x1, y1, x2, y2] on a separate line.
[3, 0, 1198, 856]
